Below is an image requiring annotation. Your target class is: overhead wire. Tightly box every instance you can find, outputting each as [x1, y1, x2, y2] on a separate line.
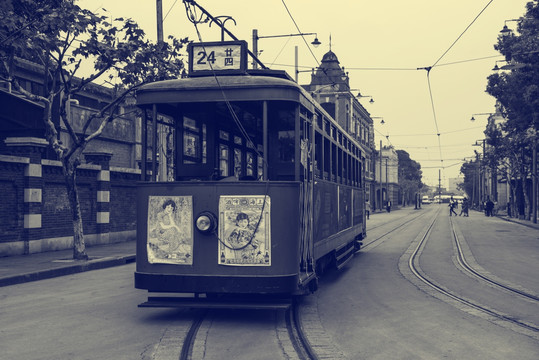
[281, 0, 320, 68]
[414, 0, 495, 175]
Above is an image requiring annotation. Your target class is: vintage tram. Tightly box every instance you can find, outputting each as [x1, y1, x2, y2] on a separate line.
[134, 41, 366, 306]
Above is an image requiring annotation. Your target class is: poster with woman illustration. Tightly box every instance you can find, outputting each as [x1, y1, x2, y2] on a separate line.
[147, 196, 193, 265]
[218, 195, 271, 266]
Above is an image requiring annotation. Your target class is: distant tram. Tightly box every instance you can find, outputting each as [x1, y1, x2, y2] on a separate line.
[134, 41, 366, 306]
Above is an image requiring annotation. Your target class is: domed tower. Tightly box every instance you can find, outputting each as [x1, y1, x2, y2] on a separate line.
[309, 50, 349, 90]
[302, 48, 350, 130]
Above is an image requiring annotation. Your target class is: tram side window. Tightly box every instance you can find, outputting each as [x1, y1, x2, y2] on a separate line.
[338, 148, 343, 183]
[323, 137, 330, 180]
[314, 132, 322, 178]
[331, 143, 337, 182]
[183, 117, 206, 164]
[219, 144, 229, 176]
[269, 106, 296, 181]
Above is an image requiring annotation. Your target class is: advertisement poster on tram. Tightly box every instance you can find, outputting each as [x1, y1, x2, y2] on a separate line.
[147, 196, 193, 265]
[218, 195, 271, 266]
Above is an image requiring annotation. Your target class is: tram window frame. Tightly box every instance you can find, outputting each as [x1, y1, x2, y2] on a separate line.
[268, 102, 297, 181]
[299, 117, 313, 182]
[176, 102, 265, 181]
[351, 157, 356, 186]
[215, 103, 263, 181]
[331, 142, 337, 182]
[176, 105, 216, 180]
[314, 131, 323, 178]
[323, 137, 330, 180]
[316, 112, 323, 129]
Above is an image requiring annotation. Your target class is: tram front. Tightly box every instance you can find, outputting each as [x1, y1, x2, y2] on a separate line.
[134, 46, 318, 304]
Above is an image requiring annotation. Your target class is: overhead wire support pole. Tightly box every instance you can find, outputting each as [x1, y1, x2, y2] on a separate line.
[183, 0, 267, 69]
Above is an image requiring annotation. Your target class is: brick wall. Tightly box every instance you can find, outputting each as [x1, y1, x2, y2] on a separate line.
[0, 153, 140, 257]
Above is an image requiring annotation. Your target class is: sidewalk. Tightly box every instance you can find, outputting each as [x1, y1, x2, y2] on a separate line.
[492, 213, 539, 230]
[0, 240, 136, 287]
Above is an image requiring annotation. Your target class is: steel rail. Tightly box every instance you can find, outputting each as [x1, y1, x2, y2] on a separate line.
[408, 210, 539, 334]
[362, 209, 430, 250]
[286, 302, 319, 360]
[179, 311, 206, 360]
[450, 217, 539, 302]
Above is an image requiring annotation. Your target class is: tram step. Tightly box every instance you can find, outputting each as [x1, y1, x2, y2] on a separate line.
[139, 296, 292, 310]
[336, 244, 355, 270]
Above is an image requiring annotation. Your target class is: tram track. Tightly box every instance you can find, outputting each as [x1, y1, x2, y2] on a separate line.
[400, 207, 539, 340]
[450, 217, 539, 302]
[362, 208, 431, 251]
[177, 303, 319, 360]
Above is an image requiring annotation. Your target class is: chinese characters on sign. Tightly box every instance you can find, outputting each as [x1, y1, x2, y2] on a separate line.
[147, 196, 193, 265]
[192, 44, 243, 72]
[218, 195, 271, 266]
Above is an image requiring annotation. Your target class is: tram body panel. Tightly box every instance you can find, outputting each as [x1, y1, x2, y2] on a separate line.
[312, 180, 365, 259]
[135, 181, 303, 294]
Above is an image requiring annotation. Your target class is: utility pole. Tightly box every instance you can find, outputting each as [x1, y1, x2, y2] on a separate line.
[379, 140, 383, 211]
[438, 169, 441, 204]
[385, 158, 389, 209]
[156, 0, 164, 44]
[533, 136, 537, 223]
[252, 29, 258, 69]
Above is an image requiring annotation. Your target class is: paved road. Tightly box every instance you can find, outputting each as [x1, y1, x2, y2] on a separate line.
[1, 205, 537, 359]
[316, 205, 539, 359]
[0, 264, 190, 360]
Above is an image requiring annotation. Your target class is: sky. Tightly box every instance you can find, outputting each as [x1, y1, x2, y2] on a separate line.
[78, 0, 531, 187]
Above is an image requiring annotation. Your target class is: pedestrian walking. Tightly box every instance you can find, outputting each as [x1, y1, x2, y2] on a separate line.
[366, 199, 370, 219]
[449, 196, 458, 216]
[386, 200, 391, 213]
[459, 197, 469, 217]
[485, 196, 494, 216]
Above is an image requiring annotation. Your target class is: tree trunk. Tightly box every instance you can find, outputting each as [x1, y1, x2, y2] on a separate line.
[64, 164, 88, 260]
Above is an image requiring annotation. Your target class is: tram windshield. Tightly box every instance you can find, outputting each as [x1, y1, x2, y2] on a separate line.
[149, 100, 298, 182]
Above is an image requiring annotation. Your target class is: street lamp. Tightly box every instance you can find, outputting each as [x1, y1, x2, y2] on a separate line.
[491, 59, 525, 71]
[500, 19, 519, 35]
[372, 116, 384, 124]
[252, 29, 321, 69]
[356, 91, 374, 104]
[470, 113, 493, 122]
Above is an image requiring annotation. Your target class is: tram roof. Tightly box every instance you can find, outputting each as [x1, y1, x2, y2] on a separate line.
[136, 73, 315, 111]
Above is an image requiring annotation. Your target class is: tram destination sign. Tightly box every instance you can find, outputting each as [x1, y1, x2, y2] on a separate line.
[188, 41, 248, 76]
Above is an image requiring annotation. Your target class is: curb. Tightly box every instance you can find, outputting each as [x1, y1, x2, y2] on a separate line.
[497, 215, 539, 230]
[0, 254, 136, 288]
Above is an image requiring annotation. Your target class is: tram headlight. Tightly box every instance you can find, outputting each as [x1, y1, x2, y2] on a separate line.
[195, 211, 217, 234]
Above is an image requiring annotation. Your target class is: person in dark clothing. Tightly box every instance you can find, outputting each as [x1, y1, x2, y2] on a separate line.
[449, 196, 458, 216]
[485, 197, 494, 216]
[459, 198, 469, 217]
[386, 200, 391, 213]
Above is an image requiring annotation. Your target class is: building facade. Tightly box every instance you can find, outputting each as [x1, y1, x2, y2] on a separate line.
[301, 50, 377, 209]
[375, 145, 399, 210]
